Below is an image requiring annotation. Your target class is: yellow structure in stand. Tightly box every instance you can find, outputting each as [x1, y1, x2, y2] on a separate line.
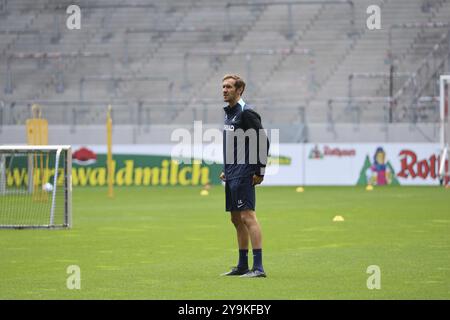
[26, 104, 49, 201]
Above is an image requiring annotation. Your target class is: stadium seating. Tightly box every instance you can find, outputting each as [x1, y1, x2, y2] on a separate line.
[0, 0, 449, 128]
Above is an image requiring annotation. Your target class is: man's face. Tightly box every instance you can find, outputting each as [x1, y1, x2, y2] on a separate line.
[222, 78, 240, 104]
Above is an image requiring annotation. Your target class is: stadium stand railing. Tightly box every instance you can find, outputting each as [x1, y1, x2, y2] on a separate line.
[1, 0, 450, 143]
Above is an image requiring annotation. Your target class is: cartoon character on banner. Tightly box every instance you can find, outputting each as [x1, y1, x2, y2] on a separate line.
[366, 147, 393, 185]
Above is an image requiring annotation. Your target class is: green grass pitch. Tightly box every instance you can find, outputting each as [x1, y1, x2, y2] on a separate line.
[0, 186, 449, 299]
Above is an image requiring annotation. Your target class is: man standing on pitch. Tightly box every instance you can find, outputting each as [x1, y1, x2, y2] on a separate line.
[220, 74, 269, 278]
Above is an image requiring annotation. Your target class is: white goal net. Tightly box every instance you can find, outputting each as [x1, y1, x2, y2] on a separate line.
[0, 145, 72, 229]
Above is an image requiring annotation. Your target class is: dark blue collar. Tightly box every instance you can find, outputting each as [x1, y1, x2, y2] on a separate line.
[223, 98, 246, 113]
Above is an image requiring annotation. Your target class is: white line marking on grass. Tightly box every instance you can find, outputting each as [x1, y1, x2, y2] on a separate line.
[431, 220, 450, 224]
[423, 280, 444, 284]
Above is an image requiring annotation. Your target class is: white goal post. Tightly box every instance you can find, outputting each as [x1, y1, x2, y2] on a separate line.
[0, 145, 72, 229]
[439, 75, 450, 186]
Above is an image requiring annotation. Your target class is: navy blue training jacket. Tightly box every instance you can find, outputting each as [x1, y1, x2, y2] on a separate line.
[223, 99, 269, 180]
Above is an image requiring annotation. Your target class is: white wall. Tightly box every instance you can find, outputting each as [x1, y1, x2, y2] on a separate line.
[0, 123, 442, 145]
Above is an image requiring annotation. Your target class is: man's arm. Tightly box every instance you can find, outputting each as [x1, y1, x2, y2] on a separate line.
[242, 109, 270, 178]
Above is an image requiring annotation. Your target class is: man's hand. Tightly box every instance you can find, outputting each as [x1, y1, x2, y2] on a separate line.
[219, 172, 226, 181]
[252, 175, 264, 186]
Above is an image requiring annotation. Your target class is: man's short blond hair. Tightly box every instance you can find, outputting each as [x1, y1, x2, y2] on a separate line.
[222, 74, 246, 95]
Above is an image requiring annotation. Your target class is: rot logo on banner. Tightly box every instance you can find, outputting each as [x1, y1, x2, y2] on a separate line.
[397, 150, 448, 184]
